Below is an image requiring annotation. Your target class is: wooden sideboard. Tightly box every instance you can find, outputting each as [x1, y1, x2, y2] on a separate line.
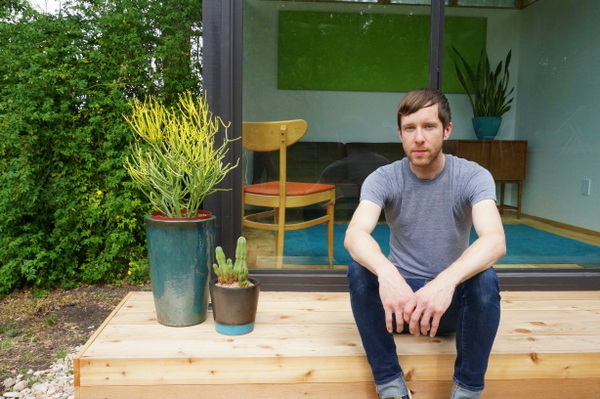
[444, 140, 528, 218]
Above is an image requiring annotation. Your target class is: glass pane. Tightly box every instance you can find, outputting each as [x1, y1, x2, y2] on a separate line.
[390, 0, 432, 5]
[457, 0, 516, 7]
[327, 0, 379, 3]
[443, 1, 600, 271]
[242, 0, 431, 269]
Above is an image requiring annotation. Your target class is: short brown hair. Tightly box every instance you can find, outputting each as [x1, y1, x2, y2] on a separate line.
[397, 88, 451, 129]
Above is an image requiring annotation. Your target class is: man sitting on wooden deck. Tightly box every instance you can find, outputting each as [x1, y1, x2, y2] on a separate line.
[345, 88, 506, 399]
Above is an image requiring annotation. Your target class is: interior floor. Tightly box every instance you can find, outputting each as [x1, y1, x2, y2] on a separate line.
[243, 211, 600, 270]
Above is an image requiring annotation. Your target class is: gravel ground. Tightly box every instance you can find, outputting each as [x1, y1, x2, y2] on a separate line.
[1, 346, 80, 399]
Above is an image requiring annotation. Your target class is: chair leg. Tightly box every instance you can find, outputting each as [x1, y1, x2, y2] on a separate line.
[275, 230, 285, 269]
[276, 207, 286, 269]
[326, 201, 335, 268]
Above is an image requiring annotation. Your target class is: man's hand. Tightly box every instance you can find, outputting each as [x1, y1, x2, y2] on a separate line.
[402, 277, 455, 337]
[399, 199, 505, 338]
[345, 200, 416, 334]
[377, 267, 414, 334]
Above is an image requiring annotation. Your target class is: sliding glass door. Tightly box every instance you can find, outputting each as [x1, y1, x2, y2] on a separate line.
[237, 0, 600, 275]
[242, 0, 433, 269]
[442, 0, 600, 272]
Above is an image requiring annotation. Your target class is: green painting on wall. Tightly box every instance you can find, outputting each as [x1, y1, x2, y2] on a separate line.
[278, 11, 486, 93]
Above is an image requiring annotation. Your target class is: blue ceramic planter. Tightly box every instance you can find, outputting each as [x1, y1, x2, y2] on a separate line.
[472, 116, 502, 140]
[146, 214, 216, 327]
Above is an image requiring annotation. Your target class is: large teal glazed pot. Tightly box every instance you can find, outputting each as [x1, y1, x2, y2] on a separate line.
[146, 212, 216, 327]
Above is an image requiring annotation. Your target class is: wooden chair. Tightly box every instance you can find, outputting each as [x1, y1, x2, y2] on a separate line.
[242, 120, 335, 268]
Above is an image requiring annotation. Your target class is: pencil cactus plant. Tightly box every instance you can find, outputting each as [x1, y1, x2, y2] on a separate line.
[213, 236, 252, 287]
[124, 91, 238, 218]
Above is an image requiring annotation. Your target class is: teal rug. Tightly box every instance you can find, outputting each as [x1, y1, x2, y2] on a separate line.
[283, 224, 600, 265]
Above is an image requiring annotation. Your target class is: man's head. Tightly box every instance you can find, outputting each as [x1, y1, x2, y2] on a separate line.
[397, 88, 451, 131]
[396, 88, 453, 179]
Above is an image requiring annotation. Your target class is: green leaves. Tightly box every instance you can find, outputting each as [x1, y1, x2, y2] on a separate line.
[0, 0, 203, 294]
[453, 47, 514, 117]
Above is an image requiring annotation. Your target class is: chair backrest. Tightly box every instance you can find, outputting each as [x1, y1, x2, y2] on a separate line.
[242, 120, 308, 186]
[242, 120, 308, 153]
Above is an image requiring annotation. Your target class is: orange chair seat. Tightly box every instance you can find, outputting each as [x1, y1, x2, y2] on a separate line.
[244, 181, 335, 196]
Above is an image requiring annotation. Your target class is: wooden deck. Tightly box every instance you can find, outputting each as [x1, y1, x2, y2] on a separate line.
[74, 291, 600, 399]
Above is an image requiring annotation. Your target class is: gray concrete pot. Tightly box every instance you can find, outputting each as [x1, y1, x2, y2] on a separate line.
[209, 278, 260, 335]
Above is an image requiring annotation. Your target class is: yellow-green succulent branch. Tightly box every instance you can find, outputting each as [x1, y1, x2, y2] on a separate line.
[124, 92, 239, 218]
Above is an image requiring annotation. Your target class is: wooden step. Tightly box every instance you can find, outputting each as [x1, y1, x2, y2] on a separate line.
[74, 291, 600, 399]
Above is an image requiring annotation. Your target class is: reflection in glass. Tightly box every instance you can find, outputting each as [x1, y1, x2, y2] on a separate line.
[457, 0, 515, 7]
[318, 143, 390, 219]
[390, 0, 432, 5]
[443, 0, 600, 272]
[329, 0, 378, 3]
[243, 0, 600, 271]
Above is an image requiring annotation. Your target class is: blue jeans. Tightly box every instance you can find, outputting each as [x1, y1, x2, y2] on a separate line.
[347, 261, 501, 391]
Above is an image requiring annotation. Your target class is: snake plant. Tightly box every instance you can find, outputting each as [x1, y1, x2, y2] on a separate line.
[453, 47, 514, 117]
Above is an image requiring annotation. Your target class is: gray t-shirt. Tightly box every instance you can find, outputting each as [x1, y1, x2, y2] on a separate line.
[360, 154, 496, 279]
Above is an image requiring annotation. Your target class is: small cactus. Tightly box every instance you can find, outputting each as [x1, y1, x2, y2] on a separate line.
[212, 236, 251, 287]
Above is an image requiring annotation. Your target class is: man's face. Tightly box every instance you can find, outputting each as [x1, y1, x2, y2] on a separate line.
[398, 103, 452, 179]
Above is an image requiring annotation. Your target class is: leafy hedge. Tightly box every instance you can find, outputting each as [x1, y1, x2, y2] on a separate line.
[0, 0, 203, 293]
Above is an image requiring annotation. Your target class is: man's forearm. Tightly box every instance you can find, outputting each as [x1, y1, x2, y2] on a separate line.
[344, 227, 395, 277]
[437, 232, 506, 287]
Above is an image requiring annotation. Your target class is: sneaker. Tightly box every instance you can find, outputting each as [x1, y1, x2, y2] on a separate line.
[450, 383, 481, 399]
[382, 391, 412, 399]
[377, 376, 412, 399]
[382, 394, 412, 399]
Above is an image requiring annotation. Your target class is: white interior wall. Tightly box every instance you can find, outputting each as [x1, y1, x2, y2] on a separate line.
[517, 0, 600, 231]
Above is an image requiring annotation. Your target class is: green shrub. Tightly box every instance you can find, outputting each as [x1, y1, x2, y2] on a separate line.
[0, 0, 203, 293]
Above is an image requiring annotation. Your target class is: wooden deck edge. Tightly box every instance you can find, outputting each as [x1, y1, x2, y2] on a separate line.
[74, 378, 600, 399]
[73, 292, 136, 387]
[76, 352, 600, 387]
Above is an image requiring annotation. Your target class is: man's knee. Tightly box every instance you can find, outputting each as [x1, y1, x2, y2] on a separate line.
[463, 268, 501, 310]
[347, 260, 371, 280]
[347, 261, 378, 294]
